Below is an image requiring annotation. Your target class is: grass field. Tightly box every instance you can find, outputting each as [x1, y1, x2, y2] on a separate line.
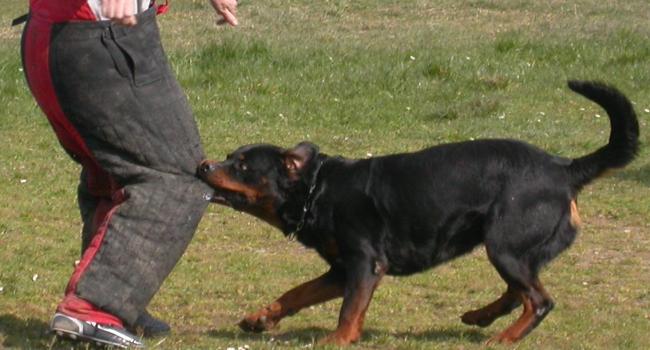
[1, 0, 649, 349]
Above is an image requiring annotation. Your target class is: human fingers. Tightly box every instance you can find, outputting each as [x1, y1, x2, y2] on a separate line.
[102, 0, 121, 19]
[210, 0, 239, 26]
[219, 8, 239, 26]
[121, 0, 137, 24]
[118, 15, 138, 27]
[118, 0, 137, 26]
[101, 0, 138, 26]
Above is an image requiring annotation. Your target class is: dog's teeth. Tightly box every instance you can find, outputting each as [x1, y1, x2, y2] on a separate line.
[203, 193, 213, 201]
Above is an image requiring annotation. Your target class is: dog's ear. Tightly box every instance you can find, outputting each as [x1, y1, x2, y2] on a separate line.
[284, 142, 319, 173]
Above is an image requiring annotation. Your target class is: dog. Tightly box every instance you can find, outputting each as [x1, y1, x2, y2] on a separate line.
[198, 81, 639, 345]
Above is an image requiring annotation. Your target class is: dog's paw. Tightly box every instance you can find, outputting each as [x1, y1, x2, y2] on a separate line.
[317, 334, 354, 347]
[238, 314, 276, 333]
[461, 310, 496, 328]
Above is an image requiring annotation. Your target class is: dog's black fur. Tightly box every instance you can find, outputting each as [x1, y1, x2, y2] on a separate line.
[198, 81, 639, 345]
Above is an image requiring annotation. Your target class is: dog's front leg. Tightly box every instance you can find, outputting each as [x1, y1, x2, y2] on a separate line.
[319, 255, 386, 346]
[239, 269, 344, 332]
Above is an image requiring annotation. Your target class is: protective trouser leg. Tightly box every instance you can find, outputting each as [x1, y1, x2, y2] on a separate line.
[78, 168, 102, 255]
[23, 8, 212, 326]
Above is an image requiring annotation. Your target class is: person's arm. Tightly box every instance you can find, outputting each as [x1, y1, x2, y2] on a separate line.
[101, 0, 239, 27]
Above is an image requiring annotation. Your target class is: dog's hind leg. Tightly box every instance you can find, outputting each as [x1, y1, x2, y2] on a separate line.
[461, 285, 521, 327]
[477, 193, 576, 343]
[239, 269, 344, 333]
[485, 278, 554, 344]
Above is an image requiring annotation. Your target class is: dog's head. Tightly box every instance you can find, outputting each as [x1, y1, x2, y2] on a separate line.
[198, 142, 320, 231]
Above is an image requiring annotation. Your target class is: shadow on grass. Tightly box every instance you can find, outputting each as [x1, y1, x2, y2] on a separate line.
[615, 163, 650, 187]
[0, 314, 108, 349]
[207, 326, 488, 345]
[388, 328, 488, 344]
[207, 326, 328, 344]
[0, 314, 54, 349]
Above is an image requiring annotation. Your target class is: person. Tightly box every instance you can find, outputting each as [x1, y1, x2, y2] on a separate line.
[20, 0, 238, 347]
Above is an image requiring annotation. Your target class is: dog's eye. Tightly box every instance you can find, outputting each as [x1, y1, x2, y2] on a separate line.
[238, 161, 248, 172]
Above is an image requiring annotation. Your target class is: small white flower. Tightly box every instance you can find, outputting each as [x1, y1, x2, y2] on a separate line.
[20, 179, 27, 184]
[498, 113, 506, 120]
[580, 107, 586, 111]
[409, 55, 416, 61]
[582, 281, 588, 286]
[539, 112, 546, 116]
[595, 114, 601, 118]
[406, 106, 411, 111]
[333, 98, 339, 102]
[366, 152, 373, 157]
[644, 108, 650, 113]
[0, 286, 4, 292]
[32, 274, 38, 282]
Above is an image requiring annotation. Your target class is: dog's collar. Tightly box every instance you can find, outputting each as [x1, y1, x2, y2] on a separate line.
[289, 158, 325, 239]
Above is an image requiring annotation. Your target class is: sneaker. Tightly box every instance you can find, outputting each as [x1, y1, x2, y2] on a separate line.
[50, 312, 145, 348]
[129, 310, 171, 338]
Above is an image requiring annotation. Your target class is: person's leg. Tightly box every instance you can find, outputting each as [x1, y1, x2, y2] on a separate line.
[78, 170, 172, 338]
[22, 14, 145, 348]
[48, 8, 212, 326]
[23, 8, 211, 346]
[78, 169, 101, 255]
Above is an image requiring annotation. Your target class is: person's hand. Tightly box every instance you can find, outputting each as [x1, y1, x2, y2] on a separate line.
[210, 0, 239, 26]
[102, 0, 138, 27]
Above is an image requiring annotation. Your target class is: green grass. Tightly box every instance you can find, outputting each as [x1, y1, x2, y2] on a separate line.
[1, 0, 649, 349]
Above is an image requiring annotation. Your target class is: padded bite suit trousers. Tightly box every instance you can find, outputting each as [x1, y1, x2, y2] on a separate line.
[22, 8, 211, 325]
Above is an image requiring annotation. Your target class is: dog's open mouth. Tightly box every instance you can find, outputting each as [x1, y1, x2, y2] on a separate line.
[208, 193, 229, 205]
[206, 188, 250, 210]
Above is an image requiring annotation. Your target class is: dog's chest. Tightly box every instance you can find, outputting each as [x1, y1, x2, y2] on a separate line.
[297, 230, 344, 267]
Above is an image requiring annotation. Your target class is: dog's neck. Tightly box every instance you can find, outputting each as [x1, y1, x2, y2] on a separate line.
[284, 156, 327, 238]
[279, 154, 334, 238]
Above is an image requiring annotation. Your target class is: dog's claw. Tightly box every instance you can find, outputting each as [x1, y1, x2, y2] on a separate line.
[486, 332, 517, 346]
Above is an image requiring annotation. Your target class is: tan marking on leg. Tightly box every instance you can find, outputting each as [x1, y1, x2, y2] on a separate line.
[239, 272, 343, 332]
[320, 271, 385, 346]
[487, 292, 535, 345]
[570, 199, 581, 229]
[461, 287, 521, 327]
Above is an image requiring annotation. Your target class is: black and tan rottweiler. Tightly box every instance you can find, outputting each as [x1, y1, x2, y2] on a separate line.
[198, 81, 639, 345]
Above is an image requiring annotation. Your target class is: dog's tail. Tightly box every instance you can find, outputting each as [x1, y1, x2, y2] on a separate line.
[565, 80, 640, 193]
